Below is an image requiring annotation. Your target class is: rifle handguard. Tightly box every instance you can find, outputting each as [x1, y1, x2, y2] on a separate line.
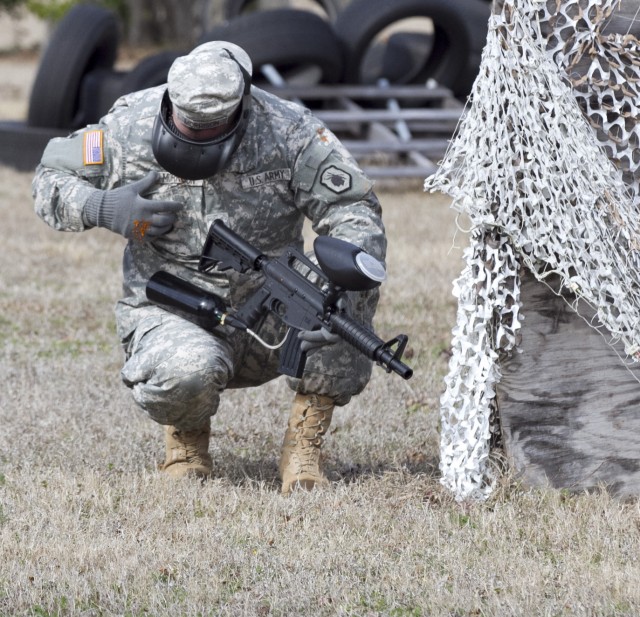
[329, 312, 413, 379]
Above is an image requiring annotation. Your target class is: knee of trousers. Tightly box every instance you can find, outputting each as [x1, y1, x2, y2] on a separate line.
[126, 351, 232, 429]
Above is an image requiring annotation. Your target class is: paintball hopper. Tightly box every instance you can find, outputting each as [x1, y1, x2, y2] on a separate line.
[313, 235, 386, 291]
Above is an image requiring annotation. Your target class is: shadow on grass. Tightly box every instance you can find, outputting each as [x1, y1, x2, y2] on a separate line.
[209, 449, 440, 490]
[335, 456, 440, 484]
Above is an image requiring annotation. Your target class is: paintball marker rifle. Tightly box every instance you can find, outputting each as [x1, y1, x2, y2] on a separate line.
[146, 219, 413, 380]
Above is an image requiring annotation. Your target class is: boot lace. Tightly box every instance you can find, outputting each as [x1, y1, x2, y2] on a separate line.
[290, 405, 330, 474]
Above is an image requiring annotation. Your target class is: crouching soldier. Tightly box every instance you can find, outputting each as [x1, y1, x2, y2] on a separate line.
[32, 41, 386, 494]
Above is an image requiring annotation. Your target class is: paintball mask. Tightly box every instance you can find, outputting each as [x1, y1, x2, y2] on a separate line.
[151, 52, 252, 181]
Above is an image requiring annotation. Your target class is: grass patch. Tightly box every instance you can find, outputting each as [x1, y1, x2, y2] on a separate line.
[0, 120, 639, 616]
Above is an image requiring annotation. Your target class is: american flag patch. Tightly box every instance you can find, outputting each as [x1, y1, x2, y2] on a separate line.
[83, 130, 104, 165]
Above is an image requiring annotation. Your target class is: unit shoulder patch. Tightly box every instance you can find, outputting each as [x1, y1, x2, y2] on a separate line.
[320, 165, 352, 193]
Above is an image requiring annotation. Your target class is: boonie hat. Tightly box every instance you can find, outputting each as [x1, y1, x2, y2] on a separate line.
[167, 41, 253, 130]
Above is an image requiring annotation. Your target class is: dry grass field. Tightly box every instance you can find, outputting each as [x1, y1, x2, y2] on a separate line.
[1, 51, 640, 617]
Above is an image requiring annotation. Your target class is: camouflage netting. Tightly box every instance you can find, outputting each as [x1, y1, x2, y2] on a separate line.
[548, 0, 640, 198]
[425, 0, 640, 501]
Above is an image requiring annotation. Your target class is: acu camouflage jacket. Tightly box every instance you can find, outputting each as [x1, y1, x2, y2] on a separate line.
[32, 85, 386, 341]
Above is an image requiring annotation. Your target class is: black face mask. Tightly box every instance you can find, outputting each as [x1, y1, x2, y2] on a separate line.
[151, 52, 252, 181]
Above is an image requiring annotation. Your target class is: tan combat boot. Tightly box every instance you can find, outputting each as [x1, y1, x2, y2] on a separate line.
[279, 393, 335, 494]
[162, 420, 213, 479]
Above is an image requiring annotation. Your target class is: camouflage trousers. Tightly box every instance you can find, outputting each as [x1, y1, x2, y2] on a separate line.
[119, 293, 377, 431]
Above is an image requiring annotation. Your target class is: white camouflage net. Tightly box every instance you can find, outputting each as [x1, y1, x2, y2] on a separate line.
[546, 0, 640, 201]
[425, 0, 640, 501]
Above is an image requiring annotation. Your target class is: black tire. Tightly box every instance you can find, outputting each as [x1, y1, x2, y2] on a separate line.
[76, 51, 185, 131]
[0, 121, 68, 172]
[75, 68, 127, 126]
[451, 0, 491, 97]
[120, 50, 184, 94]
[27, 4, 120, 129]
[198, 8, 344, 84]
[333, 0, 488, 95]
[367, 32, 434, 85]
[224, 0, 342, 21]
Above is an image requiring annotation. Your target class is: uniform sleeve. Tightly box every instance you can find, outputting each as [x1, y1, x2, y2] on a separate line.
[32, 119, 123, 232]
[290, 117, 387, 263]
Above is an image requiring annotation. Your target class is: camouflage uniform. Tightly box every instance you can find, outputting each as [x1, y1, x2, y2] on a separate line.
[32, 46, 386, 431]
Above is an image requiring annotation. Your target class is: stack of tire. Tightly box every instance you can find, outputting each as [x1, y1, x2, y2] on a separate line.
[0, 0, 490, 171]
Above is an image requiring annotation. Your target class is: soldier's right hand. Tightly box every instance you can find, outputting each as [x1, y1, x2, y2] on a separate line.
[83, 171, 182, 241]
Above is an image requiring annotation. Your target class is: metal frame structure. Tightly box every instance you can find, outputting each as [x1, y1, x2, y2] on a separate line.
[262, 79, 464, 179]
